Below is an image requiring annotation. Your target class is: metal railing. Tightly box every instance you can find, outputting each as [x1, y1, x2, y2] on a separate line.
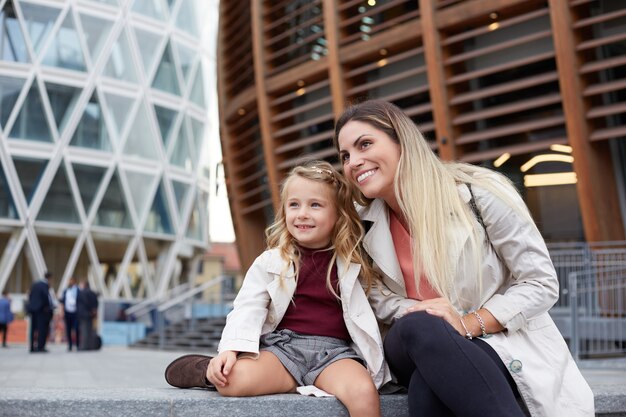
[547, 241, 626, 360]
[567, 267, 626, 360]
[155, 275, 235, 349]
[548, 241, 626, 308]
[123, 282, 191, 321]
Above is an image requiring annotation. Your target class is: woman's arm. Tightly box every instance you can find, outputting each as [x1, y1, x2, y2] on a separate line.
[474, 183, 559, 333]
[366, 279, 417, 324]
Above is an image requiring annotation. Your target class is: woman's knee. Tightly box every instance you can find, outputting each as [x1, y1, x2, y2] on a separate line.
[390, 311, 443, 341]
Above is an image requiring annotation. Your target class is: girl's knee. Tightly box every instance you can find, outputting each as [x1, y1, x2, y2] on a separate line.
[341, 382, 380, 417]
[216, 380, 247, 397]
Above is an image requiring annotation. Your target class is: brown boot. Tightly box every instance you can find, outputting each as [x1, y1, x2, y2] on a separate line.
[164, 354, 216, 390]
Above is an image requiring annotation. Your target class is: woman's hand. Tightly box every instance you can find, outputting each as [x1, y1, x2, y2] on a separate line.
[206, 350, 238, 387]
[405, 298, 465, 336]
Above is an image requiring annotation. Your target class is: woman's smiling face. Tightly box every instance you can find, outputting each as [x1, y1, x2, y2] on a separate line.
[337, 120, 401, 205]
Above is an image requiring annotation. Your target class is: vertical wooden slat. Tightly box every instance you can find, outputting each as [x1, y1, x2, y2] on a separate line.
[419, 0, 456, 160]
[548, 0, 624, 241]
[252, 0, 281, 211]
[217, 1, 241, 263]
[322, 0, 347, 119]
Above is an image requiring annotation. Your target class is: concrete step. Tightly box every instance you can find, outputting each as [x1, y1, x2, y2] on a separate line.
[129, 316, 227, 351]
[1, 388, 624, 417]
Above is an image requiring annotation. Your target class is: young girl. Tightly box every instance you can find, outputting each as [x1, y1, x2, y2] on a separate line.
[165, 160, 394, 417]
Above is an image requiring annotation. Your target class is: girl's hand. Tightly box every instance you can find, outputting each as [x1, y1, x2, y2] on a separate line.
[405, 298, 465, 336]
[206, 350, 238, 387]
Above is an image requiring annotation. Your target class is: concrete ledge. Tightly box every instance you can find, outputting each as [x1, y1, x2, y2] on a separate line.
[1, 387, 625, 417]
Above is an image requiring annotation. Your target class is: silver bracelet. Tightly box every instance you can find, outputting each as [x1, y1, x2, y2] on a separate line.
[472, 310, 488, 338]
[459, 316, 473, 339]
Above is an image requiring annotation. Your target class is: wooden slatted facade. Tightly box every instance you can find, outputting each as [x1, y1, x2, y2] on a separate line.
[218, 0, 626, 268]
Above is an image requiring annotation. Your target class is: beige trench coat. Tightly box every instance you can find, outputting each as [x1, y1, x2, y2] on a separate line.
[361, 184, 594, 417]
[218, 248, 392, 388]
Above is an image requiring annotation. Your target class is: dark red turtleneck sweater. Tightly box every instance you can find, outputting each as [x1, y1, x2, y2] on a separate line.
[276, 246, 350, 341]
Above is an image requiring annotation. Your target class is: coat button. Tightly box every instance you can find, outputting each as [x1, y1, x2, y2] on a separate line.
[509, 359, 522, 373]
[268, 314, 275, 324]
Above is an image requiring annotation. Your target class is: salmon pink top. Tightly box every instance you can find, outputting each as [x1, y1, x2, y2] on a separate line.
[389, 210, 440, 300]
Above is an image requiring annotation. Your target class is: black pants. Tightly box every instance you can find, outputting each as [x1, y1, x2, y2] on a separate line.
[79, 318, 93, 350]
[64, 312, 79, 350]
[30, 312, 50, 352]
[0, 323, 7, 346]
[384, 311, 525, 417]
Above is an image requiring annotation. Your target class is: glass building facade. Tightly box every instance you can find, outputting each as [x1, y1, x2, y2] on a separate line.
[0, 0, 215, 299]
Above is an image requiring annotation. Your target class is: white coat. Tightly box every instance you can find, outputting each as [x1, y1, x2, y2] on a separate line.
[218, 248, 392, 388]
[360, 184, 595, 417]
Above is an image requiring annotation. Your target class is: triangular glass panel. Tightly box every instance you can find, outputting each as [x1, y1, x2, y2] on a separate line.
[131, 0, 167, 22]
[123, 102, 158, 160]
[123, 169, 156, 219]
[0, 160, 18, 219]
[153, 104, 177, 147]
[1, 1, 30, 62]
[94, 170, 132, 229]
[41, 11, 87, 72]
[36, 162, 79, 223]
[172, 40, 194, 87]
[189, 65, 205, 108]
[6, 244, 34, 290]
[188, 116, 205, 163]
[115, 246, 142, 298]
[9, 81, 53, 142]
[144, 181, 173, 235]
[0, 74, 26, 130]
[18, 2, 61, 55]
[185, 197, 202, 240]
[103, 29, 137, 83]
[133, 25, 162, 74]
[78, 12, 114, 64]
[62, 240, 90, 289]
[102, 92, 134, 140]
[45, 82, 81, 136]
[71, 163, 107, 215]
[171, 179, 189, 217]
[12, 156, 48, 204]
[70, 92, 112, 151]
[169, 121, 192, 171]
[152, 41, 180, 96]
[175, 0, 199, 37]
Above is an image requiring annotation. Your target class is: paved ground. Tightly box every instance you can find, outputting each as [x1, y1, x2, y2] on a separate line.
[1, 342, 625, 389]
[0, 343, 625, 416]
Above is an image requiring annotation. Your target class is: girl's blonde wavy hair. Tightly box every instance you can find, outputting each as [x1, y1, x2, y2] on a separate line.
[333, 100, 533, 302]
[265, 160, 378, 296]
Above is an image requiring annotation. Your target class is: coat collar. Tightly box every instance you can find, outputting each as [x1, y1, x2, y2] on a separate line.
[359, 187, 473, 293]
[359, 199, 406, 293]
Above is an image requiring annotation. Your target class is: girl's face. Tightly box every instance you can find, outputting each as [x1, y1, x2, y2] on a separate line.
[284, 176, 338, 249]
[337, 120, 401, 205]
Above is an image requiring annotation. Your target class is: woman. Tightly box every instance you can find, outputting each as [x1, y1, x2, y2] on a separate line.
[334, 99, 593, 417]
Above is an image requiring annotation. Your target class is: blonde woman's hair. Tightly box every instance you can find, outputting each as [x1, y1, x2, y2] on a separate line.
[265, 160, 378, 296]
[333, 100, 533, 301]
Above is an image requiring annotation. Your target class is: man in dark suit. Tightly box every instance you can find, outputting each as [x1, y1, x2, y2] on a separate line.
[27, 272, 54, 353]
[77, 280, 98, 350]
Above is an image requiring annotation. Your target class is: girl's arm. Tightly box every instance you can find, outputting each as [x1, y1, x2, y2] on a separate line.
[207, 350, 238, 388]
